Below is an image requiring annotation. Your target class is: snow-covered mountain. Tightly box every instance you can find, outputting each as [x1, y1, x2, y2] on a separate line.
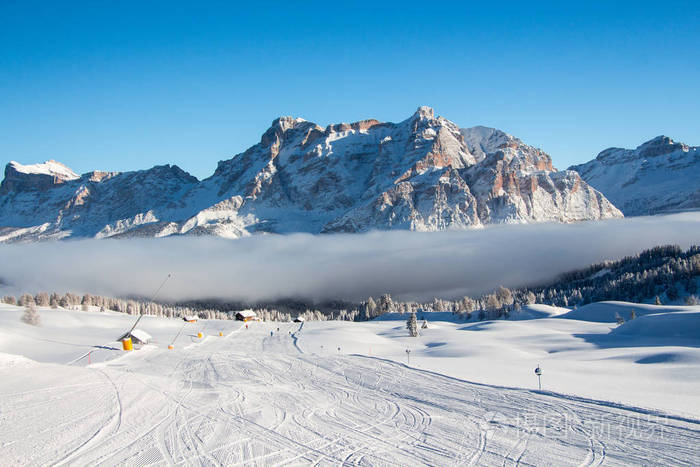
[0, 107, 622, 242]
[569, 136, 700, 216]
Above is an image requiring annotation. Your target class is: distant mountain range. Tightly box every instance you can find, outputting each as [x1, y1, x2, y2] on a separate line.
[569, 136, 700, 216]
[9, 105, 691, 243]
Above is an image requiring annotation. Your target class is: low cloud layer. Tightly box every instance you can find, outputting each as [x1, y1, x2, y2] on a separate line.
[1, 213, 699, 303]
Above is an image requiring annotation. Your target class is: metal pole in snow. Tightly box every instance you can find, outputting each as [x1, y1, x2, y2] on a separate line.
[126, 273, 172, 336]
[406, 349, 411, 365]
[169, 322, 186, 347]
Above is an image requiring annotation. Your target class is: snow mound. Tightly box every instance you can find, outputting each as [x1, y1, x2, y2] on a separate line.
[512, 304, 570, 320]
[0, 351, 36, 368]
[613, 311, 700, 340]
[559, 301, 695, 323]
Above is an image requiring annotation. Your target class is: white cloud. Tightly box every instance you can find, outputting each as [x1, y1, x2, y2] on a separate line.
[1, 213, 699, 303]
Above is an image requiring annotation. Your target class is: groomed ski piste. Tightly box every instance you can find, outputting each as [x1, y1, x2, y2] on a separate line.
[1, 302, 699, 465]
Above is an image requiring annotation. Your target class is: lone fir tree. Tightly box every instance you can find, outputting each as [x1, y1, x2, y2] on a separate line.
[21, 304, 41, 326]
[406, 312, 418, 337]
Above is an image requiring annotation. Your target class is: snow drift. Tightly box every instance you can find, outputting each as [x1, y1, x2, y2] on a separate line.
[560, 301, 697, 323]
[613, 311, 700, 339]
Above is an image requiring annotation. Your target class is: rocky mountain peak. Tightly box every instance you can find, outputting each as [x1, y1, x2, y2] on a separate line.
[1, 160, 80, 194]
[271, 115, 306, 131]
[259, 116, 310, 147]
[144, 164, 198, 182]
[636, 135, 688, 158]
[412, 106, 435, 120]
[9, 160, 78, 180]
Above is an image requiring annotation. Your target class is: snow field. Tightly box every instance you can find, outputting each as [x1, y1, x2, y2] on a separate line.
[0, 302, 698, 465]
[297, 303, 700, 419]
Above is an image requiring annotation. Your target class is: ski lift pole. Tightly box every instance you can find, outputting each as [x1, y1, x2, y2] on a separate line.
[169, 322, 186, 349]
[126, 273, 172, 335]
[535, 364, 542, 390]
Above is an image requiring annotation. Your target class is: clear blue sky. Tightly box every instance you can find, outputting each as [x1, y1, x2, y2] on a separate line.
[1, 1, 698, 179]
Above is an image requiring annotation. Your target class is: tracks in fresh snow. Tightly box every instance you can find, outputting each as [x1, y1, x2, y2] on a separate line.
[2, 324, 700, 466]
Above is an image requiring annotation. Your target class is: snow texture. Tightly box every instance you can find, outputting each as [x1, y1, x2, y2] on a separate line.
[0, 302, 699, 465]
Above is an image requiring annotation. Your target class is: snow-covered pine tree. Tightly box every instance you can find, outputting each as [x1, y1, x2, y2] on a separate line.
[22, 303, 41, 326]
[378, 294, 394, 315]
[18, 293, 35, 306]
[495, 286, 514, 306]
[485, 294, 500, 318]
[406, 312, 418, 337]
[2, 295, 16, 305]
[35, 292, 49, 306]
[525, 291, 536, 305]
[365, 296, 377, 316]
[686, 295, 699, 305]
[59, 295, 71, 308]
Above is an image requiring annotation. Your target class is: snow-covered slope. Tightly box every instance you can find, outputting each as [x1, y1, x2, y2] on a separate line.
[1, 302, 699, 465]
[0, 107, 622, 242]
[569, 136, 700, 216]
[560, 301, 697, 323]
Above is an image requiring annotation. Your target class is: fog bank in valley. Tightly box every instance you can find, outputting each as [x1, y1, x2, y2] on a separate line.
[1, 213, 699, 303]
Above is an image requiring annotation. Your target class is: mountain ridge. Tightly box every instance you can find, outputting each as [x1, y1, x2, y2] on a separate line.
[569, 135, 700, 216]
[0, 107, 622, 242]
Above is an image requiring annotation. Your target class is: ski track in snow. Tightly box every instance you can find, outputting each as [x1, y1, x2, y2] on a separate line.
[2, 322, 699, 466]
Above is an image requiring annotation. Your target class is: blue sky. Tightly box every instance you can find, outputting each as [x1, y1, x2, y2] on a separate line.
[1, 1, 698, 179]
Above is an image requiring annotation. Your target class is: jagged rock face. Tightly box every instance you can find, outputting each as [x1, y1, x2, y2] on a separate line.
[0, 107, 622, 242]
[569, 136, 700, 216]
[0, 164, 198, 242]
[0, 160, 79, 194]
[460, 127, 618, 223]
